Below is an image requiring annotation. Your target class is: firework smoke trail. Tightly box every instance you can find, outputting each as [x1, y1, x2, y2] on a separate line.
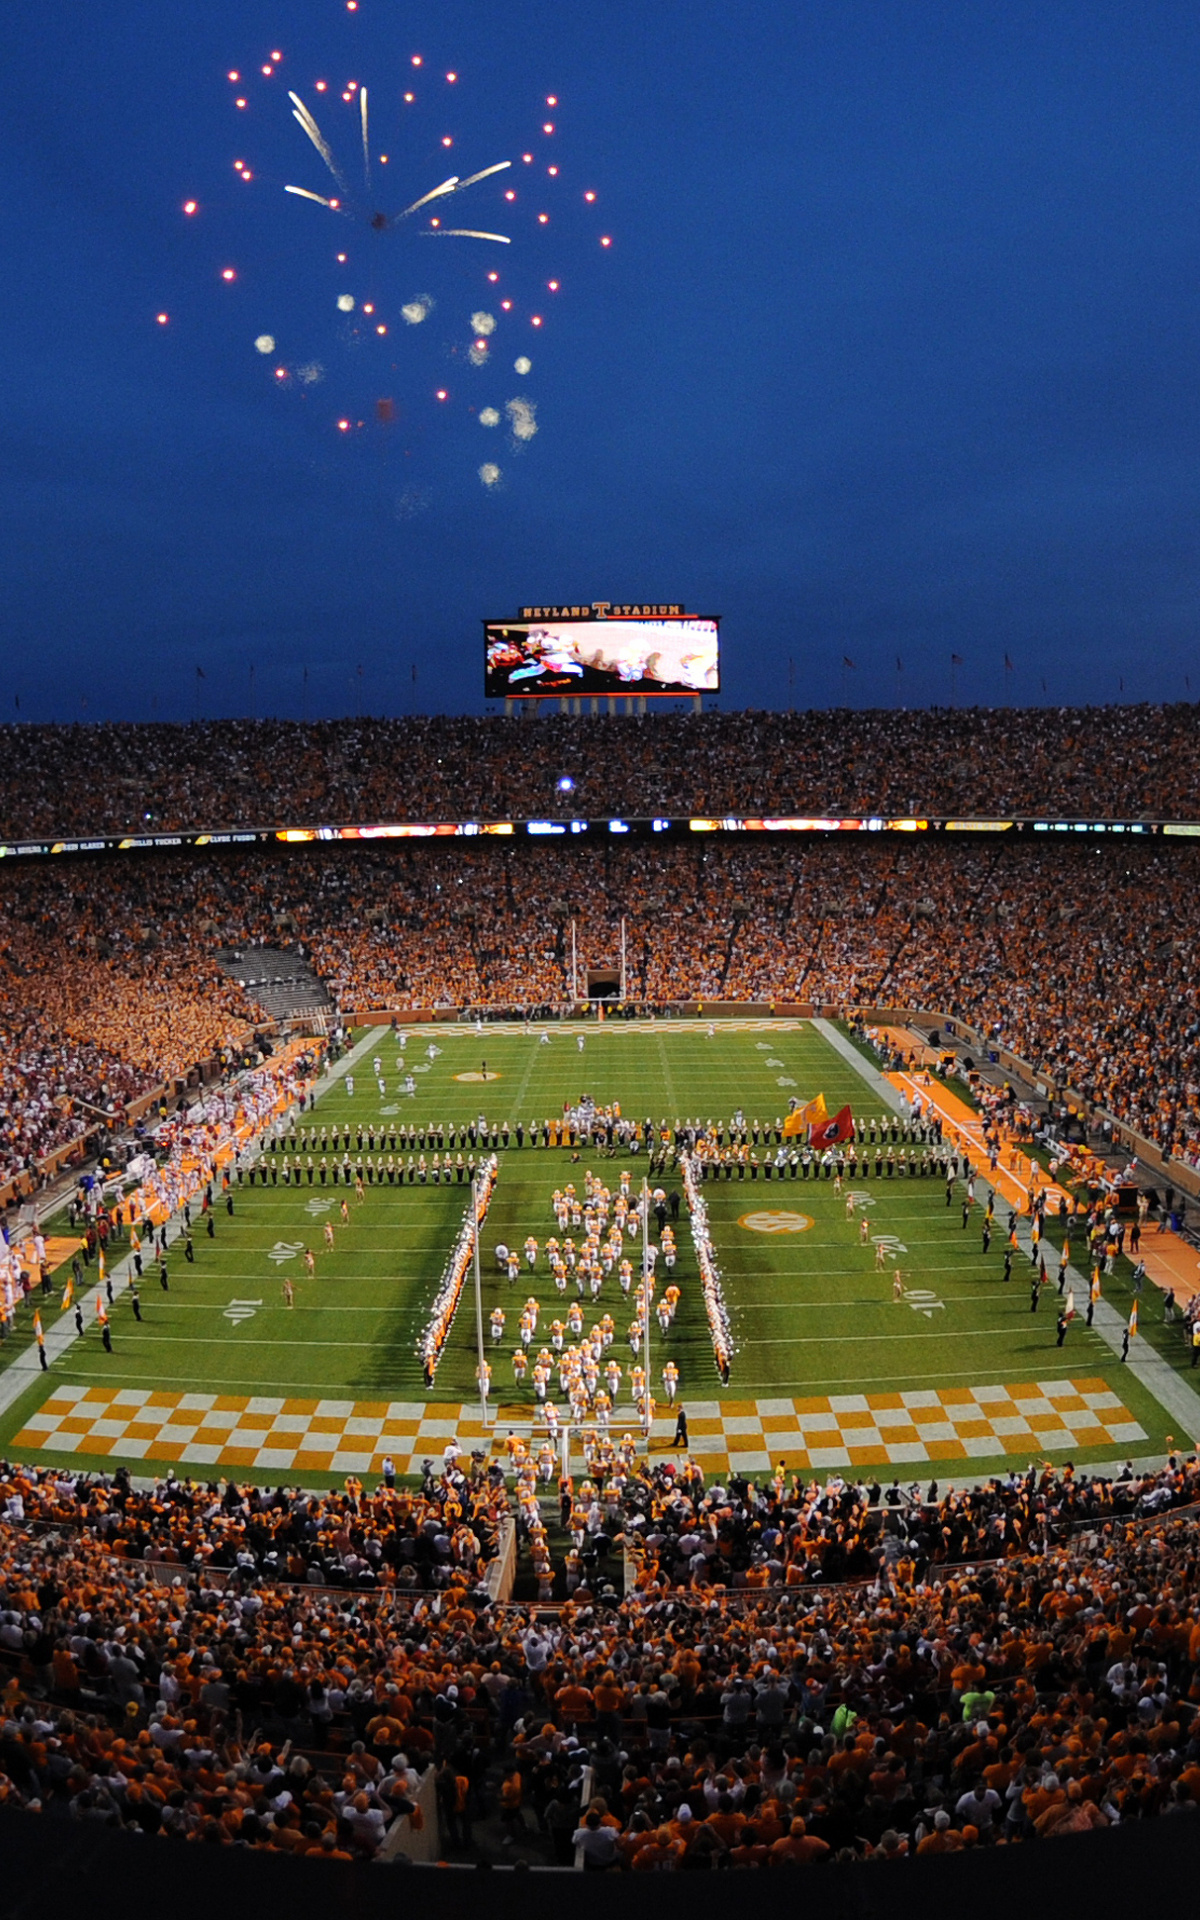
[424, 229, 511, 244]
[398, 176, 463, 218]
[284, 185, 343, 211]
[449, 161, 512, 193]
[394, 163, 511, 223]
[360, 86, 370, 196]
[288, 91, 353, 199]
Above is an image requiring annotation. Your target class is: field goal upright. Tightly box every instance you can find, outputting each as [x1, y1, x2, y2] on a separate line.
[481, 1409, 653, 1484]
[568, 916, 630, 1001]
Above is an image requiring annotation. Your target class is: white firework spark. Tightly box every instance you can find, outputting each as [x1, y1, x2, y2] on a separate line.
[285, 88, 511, 246]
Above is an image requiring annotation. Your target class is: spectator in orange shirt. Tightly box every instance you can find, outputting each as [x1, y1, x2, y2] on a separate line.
[554, 1679, 594, 1728]
[1023, 1771, 1066, 1824]
[705, 1792, 747, 1848]
[616, 1811, 656, 1867]
[315, 1833, 354, 1862]
[594, 1671, 626, 1737]
[666, 1803, 698, 1847]
[916, 1810, 964, 1855]
[1038, 1782, 1110, 1836]
[769, 1817, 830, 1865]
[499, 1767, 527, 1844]
[630, 1826, 685, 1871]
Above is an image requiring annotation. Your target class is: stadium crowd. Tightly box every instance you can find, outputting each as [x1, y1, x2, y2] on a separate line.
[2, 703, 1200, 838]
[0, 1011, 150, 1196]
[0, 863, 263, 1192]
[614, 1450, 1200, 1591]
[4, 832, 1200, 1190]
[0, 1447, 1197, 1864]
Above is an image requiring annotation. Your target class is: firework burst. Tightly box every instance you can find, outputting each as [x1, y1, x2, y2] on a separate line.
[286, 87, 512, 245]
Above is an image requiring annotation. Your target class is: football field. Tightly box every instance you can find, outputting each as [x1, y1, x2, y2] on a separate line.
[0, 1017, 1188, 1486]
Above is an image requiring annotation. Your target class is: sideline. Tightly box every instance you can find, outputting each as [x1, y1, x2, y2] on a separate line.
[811, 1017, 907, 1113]
[820, 1018, 1200, 1448]
[886, 1070, 1071, 1216]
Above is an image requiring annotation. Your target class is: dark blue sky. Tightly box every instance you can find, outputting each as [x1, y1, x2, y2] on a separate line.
[5, 0, 1200, 720]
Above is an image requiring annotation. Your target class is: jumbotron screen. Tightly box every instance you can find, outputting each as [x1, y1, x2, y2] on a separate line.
[484, 611, 720, 698]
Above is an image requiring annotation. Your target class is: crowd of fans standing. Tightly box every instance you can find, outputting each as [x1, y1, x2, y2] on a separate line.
[0, 1446, 1197, 1866]
[1, 703, 1199, 837]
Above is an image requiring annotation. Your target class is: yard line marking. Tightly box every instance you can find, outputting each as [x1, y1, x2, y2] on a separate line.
[735, 1325, 1108, 1347]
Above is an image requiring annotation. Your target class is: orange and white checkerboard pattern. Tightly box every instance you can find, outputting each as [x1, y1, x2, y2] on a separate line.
[14, 1387, 492, 1477]
[12, 1376, 1145, 1477]
[664, 1377, 1146, 1474]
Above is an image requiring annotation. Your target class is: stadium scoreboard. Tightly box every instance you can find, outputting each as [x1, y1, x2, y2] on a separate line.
[0, 816, 1174, 865]
[484, 603, 720, 699]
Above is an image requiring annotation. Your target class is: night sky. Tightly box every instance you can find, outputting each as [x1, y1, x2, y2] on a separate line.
[5, 0, 1200, 721]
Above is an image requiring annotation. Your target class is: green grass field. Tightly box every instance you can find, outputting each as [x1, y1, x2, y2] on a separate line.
[0, 1017, 1190, 1486]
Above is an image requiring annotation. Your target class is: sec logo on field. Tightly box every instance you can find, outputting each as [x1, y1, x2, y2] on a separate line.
[738, 1210, 814, 1234]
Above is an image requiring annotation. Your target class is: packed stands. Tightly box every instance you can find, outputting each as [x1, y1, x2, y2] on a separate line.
[3, 707, 1200, 1882]
[0, 1448, 1197, 1864]
[2, 703, 1200, 838]
[0, 864, 261, 1195]
[3, 834, 1200, 1186]
[0, 1011, 150, 1195]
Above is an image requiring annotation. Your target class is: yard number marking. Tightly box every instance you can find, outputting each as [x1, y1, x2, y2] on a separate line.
[902, 1288, 945, 1318]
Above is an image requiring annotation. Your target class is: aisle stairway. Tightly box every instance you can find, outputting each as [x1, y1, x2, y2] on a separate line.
[215, 943, 333, 1023]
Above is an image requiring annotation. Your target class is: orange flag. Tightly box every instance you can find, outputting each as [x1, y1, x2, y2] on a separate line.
[784, 1094, 828, 1139]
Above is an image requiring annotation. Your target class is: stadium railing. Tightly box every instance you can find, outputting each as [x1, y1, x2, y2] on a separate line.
[486, 1515, 518, 1602]
[379, 1763, 438, 1863]
[571, 1764, 596, 1871]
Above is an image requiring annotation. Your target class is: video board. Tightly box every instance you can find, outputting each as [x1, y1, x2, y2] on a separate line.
[0, 816, 1167, 863]
[484, 608, 720, 698]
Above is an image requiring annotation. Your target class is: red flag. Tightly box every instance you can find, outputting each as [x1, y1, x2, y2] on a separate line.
[811, 1105, 853, 1150]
